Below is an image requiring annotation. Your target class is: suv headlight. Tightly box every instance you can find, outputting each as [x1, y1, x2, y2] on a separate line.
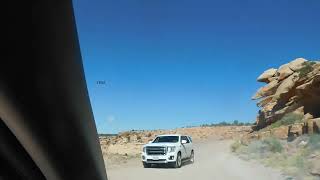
[143, 147, 146, 153]
[167, 146, 176, 153]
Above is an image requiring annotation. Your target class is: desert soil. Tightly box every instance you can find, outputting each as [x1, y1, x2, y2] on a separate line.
[105, 139, 285, 180]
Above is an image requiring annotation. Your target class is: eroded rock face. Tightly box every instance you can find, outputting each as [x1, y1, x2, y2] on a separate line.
[252, 58, 320, 131]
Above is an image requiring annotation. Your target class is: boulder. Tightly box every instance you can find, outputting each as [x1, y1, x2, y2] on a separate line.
[257, 96, 274, 107]
[273, 73, 299, 101]
[312, 118, 320, 134]
[252, 80, 280, 99]
[288, 58, 307, 71]
[257, 68, 277, 83]
[277, 63, 294, 81]
[271, 126, 289, 139]
[304, 113, 314, 121]
[306, 119, 316, 134]
[289, 123, 304, 136]
[258, 130, 271, 139]
[262, 101, 277, 112]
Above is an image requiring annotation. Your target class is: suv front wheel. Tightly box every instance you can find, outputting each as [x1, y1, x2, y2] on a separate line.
[170, 152, 182, 168]
[143, 162, 151, 168]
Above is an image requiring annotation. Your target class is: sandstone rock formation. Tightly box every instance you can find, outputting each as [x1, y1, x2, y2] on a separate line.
[252, 58, 320, 132]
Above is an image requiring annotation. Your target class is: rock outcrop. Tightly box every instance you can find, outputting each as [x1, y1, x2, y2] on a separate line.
[252, 58, 320, 132]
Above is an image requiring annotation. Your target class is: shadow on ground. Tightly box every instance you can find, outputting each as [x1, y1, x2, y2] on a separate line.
[148, 160, 194, 169]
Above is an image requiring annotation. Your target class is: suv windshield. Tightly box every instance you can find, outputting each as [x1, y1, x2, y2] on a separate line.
[153, 136, 179, 143]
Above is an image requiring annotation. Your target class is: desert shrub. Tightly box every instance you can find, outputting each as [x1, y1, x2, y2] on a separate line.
[125, 136, 131, 142]
[137, 135, 142, 140]
[262, 152, 287, 168]
[231, 140, 243, 152]
[146, 132, 152, 137]
[233, 135, 317, 179]
[308, 134, 320, 150]
[263, 137, 284, 153]
[247, 140, 266, 154]
[238, 137, 283, 156]
[201, 121, 253, 127]
[287, 153, 305, 170]
[121, 131, 131, 137]
[233, 120, 239, 125]
[270, 113, 303, 129]
[294, 155, 305, 169]
[298, 61, 316, 78]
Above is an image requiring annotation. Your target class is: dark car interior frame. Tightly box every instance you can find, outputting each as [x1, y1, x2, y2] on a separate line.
[0, 1, 108, 179]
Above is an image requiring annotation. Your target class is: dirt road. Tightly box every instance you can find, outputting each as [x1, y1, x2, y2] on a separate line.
[105, 140, 285, 180]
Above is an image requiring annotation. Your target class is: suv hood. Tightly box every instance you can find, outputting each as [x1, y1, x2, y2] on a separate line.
[144, 142, 180, 147]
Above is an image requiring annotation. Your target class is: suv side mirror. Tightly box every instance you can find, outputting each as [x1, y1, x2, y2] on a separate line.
[181, 140, 187, 144]
[148, 140, 153, 144]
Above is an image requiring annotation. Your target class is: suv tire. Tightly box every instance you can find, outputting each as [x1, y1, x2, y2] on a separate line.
[170, 152, 182, 168]
[143, 162, 151, 168]
[190, 150, 194, 164]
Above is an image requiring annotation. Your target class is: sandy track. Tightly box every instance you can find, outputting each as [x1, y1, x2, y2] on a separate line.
[106, 140, 285, 180]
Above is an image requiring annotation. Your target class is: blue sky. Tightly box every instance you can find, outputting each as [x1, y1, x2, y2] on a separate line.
[73, 0, 320, 133]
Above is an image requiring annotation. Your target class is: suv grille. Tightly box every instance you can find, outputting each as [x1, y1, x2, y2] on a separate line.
[146, 146, 166, 155]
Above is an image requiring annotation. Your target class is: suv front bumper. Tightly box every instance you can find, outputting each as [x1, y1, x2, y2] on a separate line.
[141, 152, 177, 164]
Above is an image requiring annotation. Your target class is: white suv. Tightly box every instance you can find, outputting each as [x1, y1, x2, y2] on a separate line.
[141, 134, 194, 168]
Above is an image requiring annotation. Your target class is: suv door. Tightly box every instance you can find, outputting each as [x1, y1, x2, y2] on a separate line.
[187, 136, 193, 154]
[181, 136, 191, 158]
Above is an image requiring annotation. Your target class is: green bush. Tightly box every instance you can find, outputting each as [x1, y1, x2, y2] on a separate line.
[236, 137, 283, 156]
[298, 61, 316, 78]
[231, 140, 243, 152]
[247, 140, 266, 154]
[263, 137, 284, 153]
[286, 152, 306, 170]
[232, 135, 318, 179]
[270, 113, 303, 129]
[201, 121, 253, 127]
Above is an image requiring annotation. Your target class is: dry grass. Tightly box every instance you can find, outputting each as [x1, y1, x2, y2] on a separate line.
[231, 135, 320, 180]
